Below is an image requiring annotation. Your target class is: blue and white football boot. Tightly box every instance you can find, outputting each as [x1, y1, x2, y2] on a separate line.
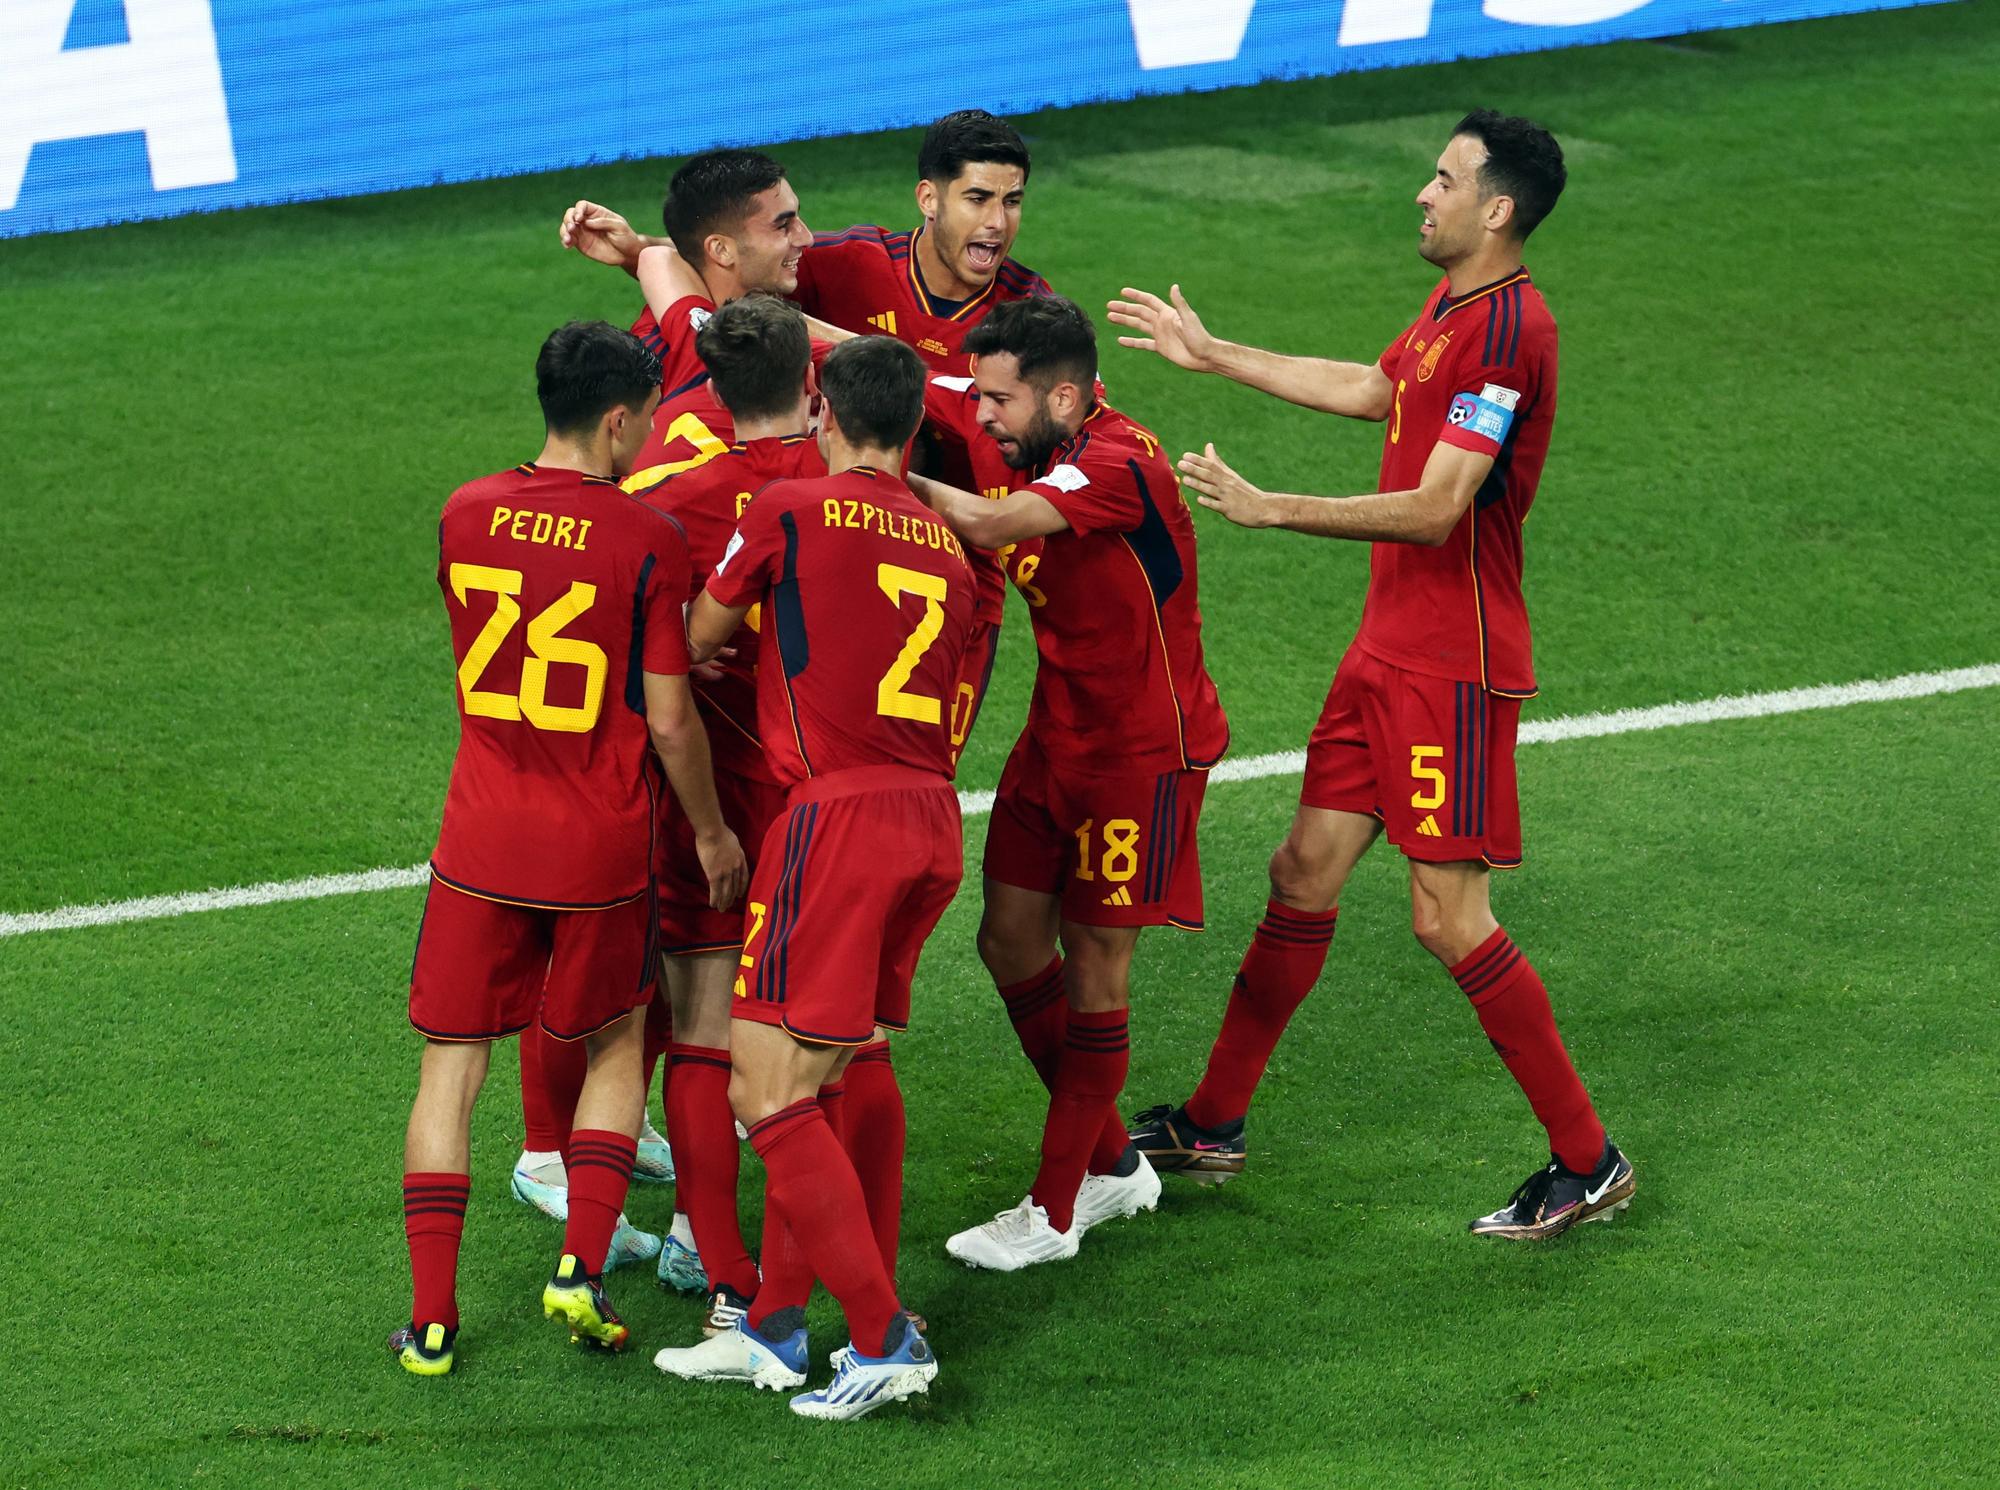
[655, 1212, 707, 1293]
[790, 1315, 938, 1421]
[653, 1315, 808, 1391]
[633, 1113, 675, 1184]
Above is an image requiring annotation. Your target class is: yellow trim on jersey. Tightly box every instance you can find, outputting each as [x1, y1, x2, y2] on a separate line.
[907, 227, 999, 322]
[1435, 269, 1530, 321]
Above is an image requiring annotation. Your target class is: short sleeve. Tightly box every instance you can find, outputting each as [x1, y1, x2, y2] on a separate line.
[1028, 445, 1145, 537]
[1380, 319, 1419, 370]
[1436, 357, 1537, 458]
[640, 518, 693, 677]
[656, 296, 717, 396]
[923, 375, 980, 446]
[703, 487, 788, 610]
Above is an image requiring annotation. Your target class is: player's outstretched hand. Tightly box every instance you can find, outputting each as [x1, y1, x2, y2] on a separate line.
[1180, 444, 1276, 528]
[560, 200, 643, 270]
[1107, 284, 1216, 373]
[697, 827, 749, 912]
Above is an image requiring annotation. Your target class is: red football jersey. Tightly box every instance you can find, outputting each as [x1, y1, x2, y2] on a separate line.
[923, 373, 1044, 627]
[978, 398, 1230, 778]
[625, 294, 733, 493]
[431, 463, 692, 907]
[793, 225, 1051, 375]
[635, 434, 826, 781]
[1357, 270, 1557, 698]
[705, 467, 977, 786]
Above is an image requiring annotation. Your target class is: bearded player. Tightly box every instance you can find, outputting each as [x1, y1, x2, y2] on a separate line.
[909, 296, 1228, 1271]
[1107, 111, 1635, 1240]
[391, 321, 746, 1376]
[654, 337, 972, 1420]
[632, 292, 824, 1336]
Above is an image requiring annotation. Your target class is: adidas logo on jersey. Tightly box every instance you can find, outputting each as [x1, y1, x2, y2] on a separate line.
[867, 311, 898, 334]
[1416, 815, 1442, 837]
[1101, 886, 1134, 907]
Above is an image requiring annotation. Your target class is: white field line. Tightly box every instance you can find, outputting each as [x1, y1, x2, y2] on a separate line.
[4, 663, 1995, 941]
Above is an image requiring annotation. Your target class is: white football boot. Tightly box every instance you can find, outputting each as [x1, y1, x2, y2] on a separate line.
[1072, 1150, 1162, 1234]
[944, 1196, 1080, 1271]
[654, 1317, 807, 1390]
[790, 1316, 937, 1421]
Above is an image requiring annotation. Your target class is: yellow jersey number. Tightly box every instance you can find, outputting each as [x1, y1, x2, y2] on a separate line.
[450, 563, 606, 733]
[620, 411, 731, 493]
[875, 563, 949, 723]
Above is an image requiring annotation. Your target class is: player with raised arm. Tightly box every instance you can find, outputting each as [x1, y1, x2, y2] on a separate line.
[560, 114, 1053, 1250]
[1107, 111, 1635, 1240]
[909, 296, 1229, 1272]
[560, 148, 815, 492]
[390, 322, 746, 1376]
[651, 337, 971, 1420]
[631, 293, 823, 1333]
[509, 150, 812, 1264]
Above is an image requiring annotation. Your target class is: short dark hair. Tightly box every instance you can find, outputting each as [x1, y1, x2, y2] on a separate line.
[917, 109, 1031, 186]
[696, 294, 811, 422]
[535, 320, 660, 435]
[661, 149, 787, 263]
[1453, 110, 1566, 241]
[962, 295, 1096, 394]
[820, 337, 926, 450]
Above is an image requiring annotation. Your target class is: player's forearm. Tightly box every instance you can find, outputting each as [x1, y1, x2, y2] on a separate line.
[805, 315, 856, 344]
[1206, 341, 1389, 420]
[1265, 486, 1458, 545]
[909, 474, 1011, 549]
[651, 716, 730, 839]
[637, 244, 705, 315]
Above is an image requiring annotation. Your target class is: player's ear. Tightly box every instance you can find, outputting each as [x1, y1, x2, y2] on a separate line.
[1484, 193, 1516, 237]
[916, 178, 939, 224]
[705, 231, 735, 271]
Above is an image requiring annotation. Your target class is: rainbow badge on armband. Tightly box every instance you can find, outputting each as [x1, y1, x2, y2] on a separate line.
[1446, 383, 1521, 445]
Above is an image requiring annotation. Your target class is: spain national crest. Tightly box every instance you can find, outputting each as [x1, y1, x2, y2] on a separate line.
[1416, 330, 1452, 382]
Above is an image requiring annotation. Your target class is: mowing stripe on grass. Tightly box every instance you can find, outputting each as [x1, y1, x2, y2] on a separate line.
[3, 663, 1993, 940]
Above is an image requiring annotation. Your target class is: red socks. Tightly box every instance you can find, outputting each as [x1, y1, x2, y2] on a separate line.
[745, 1098, 901, 1355]
[842, 1041, 905, 1280]
[1185, 900, 1338, 1130]
[561, 1129, 636, 1274]
[665, 1043, 756, 1298]
[1451, 927, 1605, 1173]
[519, 1023, 586, 1154]
[402, 1172, 470, 1328]
[998, 956, 1068, 1089]
[1030, 1008, 1129, 1232]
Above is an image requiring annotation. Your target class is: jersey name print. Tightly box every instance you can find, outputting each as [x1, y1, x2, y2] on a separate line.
[705, 467, 977, 786]
[431, 463, 692, 907]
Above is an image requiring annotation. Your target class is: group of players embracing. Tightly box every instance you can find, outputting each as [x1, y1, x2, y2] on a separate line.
[392, 107, 1635, 1421]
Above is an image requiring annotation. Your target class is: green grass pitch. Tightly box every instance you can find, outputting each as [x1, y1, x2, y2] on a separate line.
[4, 4, 1998, 1485]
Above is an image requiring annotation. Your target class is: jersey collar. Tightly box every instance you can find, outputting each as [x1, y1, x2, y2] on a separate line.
[908, 226, 998, 322]
[1435, 267, 1530, 320]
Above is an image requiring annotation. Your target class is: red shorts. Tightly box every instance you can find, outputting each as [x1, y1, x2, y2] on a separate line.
[1302, 645, 1523, 867]
[655, 763, 788, 954]
[732, 766, 963, 1046]
[947, 618, 1002, 770]
[409, 877, 659, 1042]
[983, 730, 1208, 929]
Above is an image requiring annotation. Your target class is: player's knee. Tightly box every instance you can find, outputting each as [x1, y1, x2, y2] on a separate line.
[1408, 901, 1490, 967]
[726, 1067, 767, 1128]
[1268, 838, 1339, 912]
